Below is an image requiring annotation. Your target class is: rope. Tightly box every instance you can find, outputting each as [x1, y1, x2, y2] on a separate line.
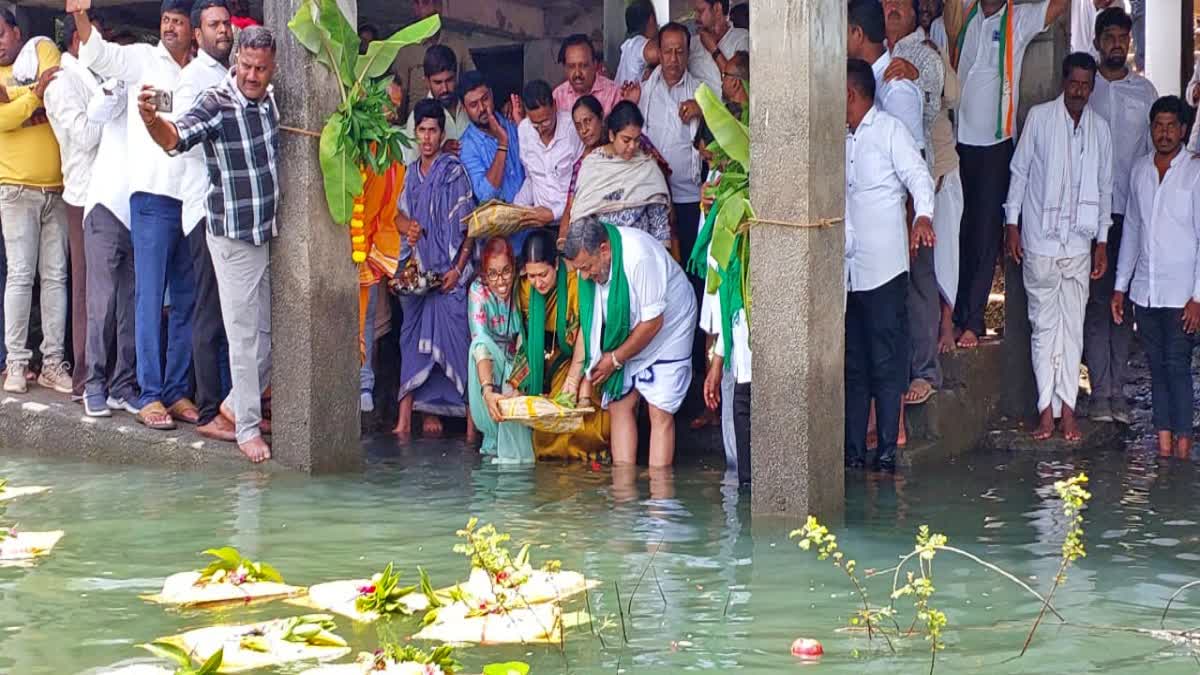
[280, 124, 322, 139]
[736, 216, 843, 235]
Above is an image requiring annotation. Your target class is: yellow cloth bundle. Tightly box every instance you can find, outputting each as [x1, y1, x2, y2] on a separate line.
[499, 396, 596, 434]
[463, 199, 543, 239]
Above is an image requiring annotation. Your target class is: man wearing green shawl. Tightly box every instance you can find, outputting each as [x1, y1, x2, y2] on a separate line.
[564, 217, 698, 467]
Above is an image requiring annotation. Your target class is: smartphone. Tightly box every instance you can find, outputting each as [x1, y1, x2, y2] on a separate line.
[151, 88, 173, 113]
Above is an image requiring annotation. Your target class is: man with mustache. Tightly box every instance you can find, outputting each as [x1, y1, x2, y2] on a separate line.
[401, 45, 470, 164]
[459, 70, 527, 245]
[175, 0, 236, 442]
[1070, 0, 1122, 57]
[945, 0, 1069, 351]
[70, 0, 197, 432]
[1081, 7, 1156, 426]
[44, 10, 106, 401]
[140, 26, 281, 463]
[552, 34, 621, 116]
[1004, 52, 1112, 443]
[687, 0, 749, 94]
[1112, 96, 1200, 459]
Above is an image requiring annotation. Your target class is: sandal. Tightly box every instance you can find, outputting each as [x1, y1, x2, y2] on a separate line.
[904, 378, 936, 405]
[167, 398, 201, 425]
[136, 401, 177, 431]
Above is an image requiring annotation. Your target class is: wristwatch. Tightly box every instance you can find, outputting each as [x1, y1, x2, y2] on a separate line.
[711, 48, 721, 60]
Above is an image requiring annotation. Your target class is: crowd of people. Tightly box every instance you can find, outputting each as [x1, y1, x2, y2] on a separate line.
[0, 0, 1196, 475]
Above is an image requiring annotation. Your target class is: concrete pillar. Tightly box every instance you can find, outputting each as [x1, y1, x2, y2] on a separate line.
[748, 0, 846, 519]
[603, 0, 625, 75]
[1145, 0, 1184, 95]
[264, 0, 363, 472]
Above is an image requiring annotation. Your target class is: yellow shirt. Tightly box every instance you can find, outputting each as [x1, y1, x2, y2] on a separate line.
[0, 40, 64, 188]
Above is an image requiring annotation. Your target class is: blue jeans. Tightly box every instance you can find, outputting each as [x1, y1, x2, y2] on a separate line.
[130, 193, 195, 408]
[1135, 305, 1195, 435]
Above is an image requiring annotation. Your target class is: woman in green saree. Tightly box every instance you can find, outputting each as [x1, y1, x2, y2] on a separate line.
[468, 237, 534, 463]
[510, 230, 610, 461]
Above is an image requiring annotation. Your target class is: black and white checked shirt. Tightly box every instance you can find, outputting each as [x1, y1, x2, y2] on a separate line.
[173, 74, 279, 245]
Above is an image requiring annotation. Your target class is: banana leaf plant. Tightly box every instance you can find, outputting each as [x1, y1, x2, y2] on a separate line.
[140, 642, 223, 675]
[287, 0, 441, 224]
[690, 83, 753, 366]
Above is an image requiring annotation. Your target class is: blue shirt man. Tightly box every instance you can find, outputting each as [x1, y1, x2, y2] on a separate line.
[457, 71, 530, 247]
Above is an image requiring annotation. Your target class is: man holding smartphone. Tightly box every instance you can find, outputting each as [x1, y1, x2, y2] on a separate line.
[70, 0, 198, 432]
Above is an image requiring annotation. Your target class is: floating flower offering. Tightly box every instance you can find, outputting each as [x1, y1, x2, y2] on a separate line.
[0, 477, 51, 502]
[292, 565, 432, 622]
[144, 547, 305, 608]
[154, 615, 350, 672]
[301, 644, 462, 675]
[0, 527, 64, 560]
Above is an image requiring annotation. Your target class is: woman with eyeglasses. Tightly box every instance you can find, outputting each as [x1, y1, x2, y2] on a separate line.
[467, 237, 534, 462]
[508, 230, 609, 462]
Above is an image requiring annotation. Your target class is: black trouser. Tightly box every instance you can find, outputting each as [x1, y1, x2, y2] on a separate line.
[674, 200, 706, 415]
[188, 222, 230, 425]
[846, 272, 910, 469]
[83, 206, 136, 402]
[954, 140, 1014, 336]
[733, 381, 751, 484]
[1135, 304, 1195, 435]
[1083, 217, 1133, 405]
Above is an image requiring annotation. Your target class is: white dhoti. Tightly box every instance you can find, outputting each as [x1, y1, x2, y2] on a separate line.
[1023, 252, 1090, 416]
[606, 356, 693, 414]
[933, 169, 963, 306]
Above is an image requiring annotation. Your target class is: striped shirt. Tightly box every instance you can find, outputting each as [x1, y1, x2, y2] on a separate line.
[172, 74, 280, 245]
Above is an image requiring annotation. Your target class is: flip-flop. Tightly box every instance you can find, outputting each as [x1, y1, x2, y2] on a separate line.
[904, 379, 936, 405]
[136, 401, 177, 431]
[167, 398, 201, 425]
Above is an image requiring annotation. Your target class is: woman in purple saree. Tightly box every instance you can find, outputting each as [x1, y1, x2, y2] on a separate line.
[393, 100, 477, 439]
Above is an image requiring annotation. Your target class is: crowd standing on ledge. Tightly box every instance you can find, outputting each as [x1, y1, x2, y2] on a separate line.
[0, 0, 1196, 474]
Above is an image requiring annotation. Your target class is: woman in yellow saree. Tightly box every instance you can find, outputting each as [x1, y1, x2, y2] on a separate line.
[509, 230, 610, 462]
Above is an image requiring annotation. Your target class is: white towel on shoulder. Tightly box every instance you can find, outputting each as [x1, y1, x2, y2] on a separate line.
[12, 36, 52, 84]
[1042, 95, 1103, 245]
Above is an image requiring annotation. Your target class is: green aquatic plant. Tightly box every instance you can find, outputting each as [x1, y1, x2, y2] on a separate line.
[892, 526, 949, 674]
[378, 644, 462, 674]
[197, 546, 283, 586]
[792, 516, 897, 651]
[0, 477, 8, 493]
[355, 561, 418, 616]
[482, 662, 531, 675]
[139, 641, 222, 675]
[1021, 473, 1091, 656]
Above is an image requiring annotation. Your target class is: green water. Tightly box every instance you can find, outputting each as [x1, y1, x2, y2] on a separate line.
[3, 441, 1200, 674]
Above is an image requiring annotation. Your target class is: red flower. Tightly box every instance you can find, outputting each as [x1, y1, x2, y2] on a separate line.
[358, 584, 376, 595]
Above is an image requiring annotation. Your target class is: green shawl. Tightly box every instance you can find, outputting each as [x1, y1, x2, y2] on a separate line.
[521, 261, 572, 395]
[578, 222, 630, 402]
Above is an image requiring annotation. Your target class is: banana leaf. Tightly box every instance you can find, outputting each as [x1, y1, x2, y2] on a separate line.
[696, 83, 749, 168]
[287, 0, 355, 90]
[710, 191, 746, 273]
[355, 16, 442, 83]
[319, 112, 363, 225]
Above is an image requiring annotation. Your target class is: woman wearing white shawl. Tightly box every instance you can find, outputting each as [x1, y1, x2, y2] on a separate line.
[1004, 54, 1113, 442]
[570, 102, 672, 245]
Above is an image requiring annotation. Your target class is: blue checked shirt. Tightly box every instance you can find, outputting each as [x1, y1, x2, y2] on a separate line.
[172, 74, 280, 245]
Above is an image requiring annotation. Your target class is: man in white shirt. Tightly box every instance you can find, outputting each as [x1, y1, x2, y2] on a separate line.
[848, 0, 925, 152]
[1070, 0, 1123, 57]
[564, 218, 698, 469]
[1081, 6, 1156, 425]
[688, 0, 750, 94]
[919, 0, 951, 50]
[844, 59, 936, 473]
[614, 0, 658, 86]
[949, 0, 1068, 350]
[72, 0, 197, 431]
[81, 75, 137, 418]
[1112, 96, 1200, 459]
[176, 0, 236, 442]
[44, 12, 104, 400]
[401, 45, 471, 165]
[514, 80, 582, 232]
[1004, 53, 1112, 443]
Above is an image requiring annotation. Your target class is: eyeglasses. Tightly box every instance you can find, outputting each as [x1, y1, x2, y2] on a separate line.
[486, 268, 514, 282]
[721, 72, 742, 81]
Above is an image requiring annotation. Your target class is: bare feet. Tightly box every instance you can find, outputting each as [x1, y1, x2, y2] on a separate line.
[957, 328, 980, 349]
[1061, 406, 1081, 442]
[1158, 431, 1175, 457]
[1176, 435, 1192, 460]
[197, 415, 237, 443]
[689, 409, 718, 430]
[1032, 408, 1055, 441]
[466, 414, 478, 445]
[394, 395, 414, 439]
[939, 304, 956, 354]
[238, 435, 271, 463]
[898, 403, 907, 447]
[422, 414, 443, 437]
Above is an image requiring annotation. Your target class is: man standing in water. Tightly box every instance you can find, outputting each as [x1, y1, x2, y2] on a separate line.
[1004, 53, 1112, 443]
[564, 217, 697, 468]
[1113, 96, 1200, 459]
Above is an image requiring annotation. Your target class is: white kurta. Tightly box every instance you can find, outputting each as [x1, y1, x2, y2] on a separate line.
[934, 169, 964, 305]
[585, 226, 698, 413]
